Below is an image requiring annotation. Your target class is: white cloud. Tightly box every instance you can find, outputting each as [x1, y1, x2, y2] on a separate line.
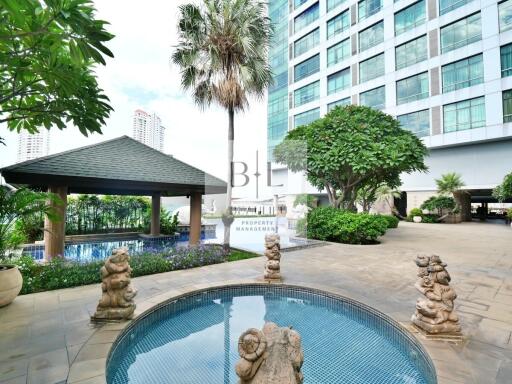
[0, 0, 270, 199]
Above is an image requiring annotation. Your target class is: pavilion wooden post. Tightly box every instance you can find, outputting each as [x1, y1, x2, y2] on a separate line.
[151, 192, 161, 236]
[44, 186, 68, 260]
[189, 192, 202, 245]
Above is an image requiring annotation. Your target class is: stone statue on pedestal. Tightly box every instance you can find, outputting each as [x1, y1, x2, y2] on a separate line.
[412, 255, 461, 334]
[264, 234, 281, 281]
[91, 247, 137, 321]
[235, 322, 304, 384]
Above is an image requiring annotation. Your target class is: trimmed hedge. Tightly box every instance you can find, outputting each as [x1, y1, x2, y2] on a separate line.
[13, 246, 258, 295]
[305, 207, 388, 244]
[377, 214, 399, 229]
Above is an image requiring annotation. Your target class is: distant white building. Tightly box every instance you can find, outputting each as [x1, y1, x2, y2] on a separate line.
[132, 109, 165, 151]
[17, 130, 50, 163]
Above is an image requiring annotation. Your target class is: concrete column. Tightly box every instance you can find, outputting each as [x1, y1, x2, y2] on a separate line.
[189, 192, 202, 245]
[151, 193, 161, 236]
[44, 186, 68, 260]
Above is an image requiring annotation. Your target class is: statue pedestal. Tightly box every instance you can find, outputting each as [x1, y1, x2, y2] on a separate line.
[402, 322, 463, 342]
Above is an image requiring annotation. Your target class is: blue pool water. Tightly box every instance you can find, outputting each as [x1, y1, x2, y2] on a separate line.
[107, 285, 436, 384]
[23, 232, 214, 262]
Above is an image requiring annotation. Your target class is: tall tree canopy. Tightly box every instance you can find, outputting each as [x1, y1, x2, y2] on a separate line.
[172, 0, 272, 248]
[492, 171, 512, 202]
[0, 0, 114, 141]
[273, 105, 428, 210]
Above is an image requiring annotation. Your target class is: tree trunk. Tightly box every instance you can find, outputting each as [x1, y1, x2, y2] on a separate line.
[223, 107, 235, 251]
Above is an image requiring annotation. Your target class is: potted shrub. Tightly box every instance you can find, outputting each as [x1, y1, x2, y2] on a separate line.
[409, 208, 423, 223]
[507, 208, 512, 228]
[0, 187, 59, 306]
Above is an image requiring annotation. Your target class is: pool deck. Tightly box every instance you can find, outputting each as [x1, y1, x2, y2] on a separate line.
[0, 221, 510, 383]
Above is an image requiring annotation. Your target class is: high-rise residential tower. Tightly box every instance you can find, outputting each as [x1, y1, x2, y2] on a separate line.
[268, 0, 512, 211]
[16, 130, 50, 163]
[132, 109, 166, 151]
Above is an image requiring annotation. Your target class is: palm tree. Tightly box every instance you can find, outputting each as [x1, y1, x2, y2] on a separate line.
[375, 185, 403, 218]
[435, 172, 465, 213]
[172, 0, 272, 249]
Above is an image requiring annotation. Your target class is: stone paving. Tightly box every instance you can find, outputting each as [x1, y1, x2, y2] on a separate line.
[0, 221, 510, 384]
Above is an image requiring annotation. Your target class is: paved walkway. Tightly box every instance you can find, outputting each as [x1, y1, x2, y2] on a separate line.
[0, 221, 510, 383]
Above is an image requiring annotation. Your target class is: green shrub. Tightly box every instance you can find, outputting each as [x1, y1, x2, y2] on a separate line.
[13, 246, 258, 295]
[376, 214, 399, 229]
[295, 217, 307, 237]
[409, 208, 423, 217]
[306, 207, 388, 244]
[421, 214, 440, 224]
[507, 208, 512, 219]
[420, 196, 455, 215]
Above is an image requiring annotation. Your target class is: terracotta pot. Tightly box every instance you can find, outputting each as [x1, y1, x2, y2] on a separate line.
[0, 265, 23, 307]
[413, 216, 422, 223]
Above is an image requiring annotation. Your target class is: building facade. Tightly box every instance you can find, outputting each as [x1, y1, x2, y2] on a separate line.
[132, 109, 166, 151]
[267, 0, 512, 211]
[16, 129, 50, 163]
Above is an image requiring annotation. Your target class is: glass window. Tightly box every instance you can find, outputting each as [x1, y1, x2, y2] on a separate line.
[397, 110, 430, 137]
[328, 97, 351, 111]
[359, 21, 384, 52]
[503, 90, 512, 123]
[294, 0, 309, 8]
[395, 35, 428, 70]
[294, 28, 320, 58]
[440, 13, 481, 53]
[396, 72, 429, 105]
[294, 3, 319, 33]
[442, 54, 483, 93]
[294, 54, 320, 82]
[327, 38, 351, 67]
[501, 43, 512, 77]
[499, 0, 512, 32]
[294, 81, 320, 107]
[327, 0, 347, 11]
[327, 9, 350, 39]
[328, 67, 351, 95]
[360, 86, 386, 110]
[358, 0, 382, 21]
[439, 0, 472, 16]
[394, 0, 426, 36]
[294, 108, 320, 128]
[443, 97, 485, 132]
[359, 53, 385, 83]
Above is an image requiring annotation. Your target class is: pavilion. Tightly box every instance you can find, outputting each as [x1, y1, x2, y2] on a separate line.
[1, 136, 227, 259]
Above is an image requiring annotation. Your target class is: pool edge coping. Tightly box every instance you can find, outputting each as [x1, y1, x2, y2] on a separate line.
[68, 279, 446, 384]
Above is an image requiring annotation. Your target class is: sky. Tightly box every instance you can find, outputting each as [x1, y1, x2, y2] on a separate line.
[0, 0, 270, 199]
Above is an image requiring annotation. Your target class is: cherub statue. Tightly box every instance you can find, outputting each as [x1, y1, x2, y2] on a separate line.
[236, 322, 303, 384]
[412, 255, 461, 334]
[92, 247, 137, 321]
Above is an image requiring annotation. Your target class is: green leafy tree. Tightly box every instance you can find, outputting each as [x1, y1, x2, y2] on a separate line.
[420, 196, 455, 216]
[435, 172, 465, 213]
[172, 0, 272, 249]
[0, 187, 60, 259]
[0, 0, 114, 142]
[293, 194, 317, 209]
[492, 172, 512, 202]
[274, 105, 428, 210]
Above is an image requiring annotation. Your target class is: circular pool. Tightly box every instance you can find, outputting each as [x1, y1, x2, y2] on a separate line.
[107, 285, 436, 384]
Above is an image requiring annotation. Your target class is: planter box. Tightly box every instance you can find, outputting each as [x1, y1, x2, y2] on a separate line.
[444, 213, 462, 224]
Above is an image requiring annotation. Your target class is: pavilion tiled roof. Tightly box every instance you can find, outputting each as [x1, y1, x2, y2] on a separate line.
[1, 136, 226, 196]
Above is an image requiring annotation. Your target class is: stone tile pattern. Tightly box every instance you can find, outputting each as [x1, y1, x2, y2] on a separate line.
[0, 222, 511, 383]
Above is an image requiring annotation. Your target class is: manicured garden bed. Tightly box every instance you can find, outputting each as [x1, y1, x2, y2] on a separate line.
[13, 245, 259, 295]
